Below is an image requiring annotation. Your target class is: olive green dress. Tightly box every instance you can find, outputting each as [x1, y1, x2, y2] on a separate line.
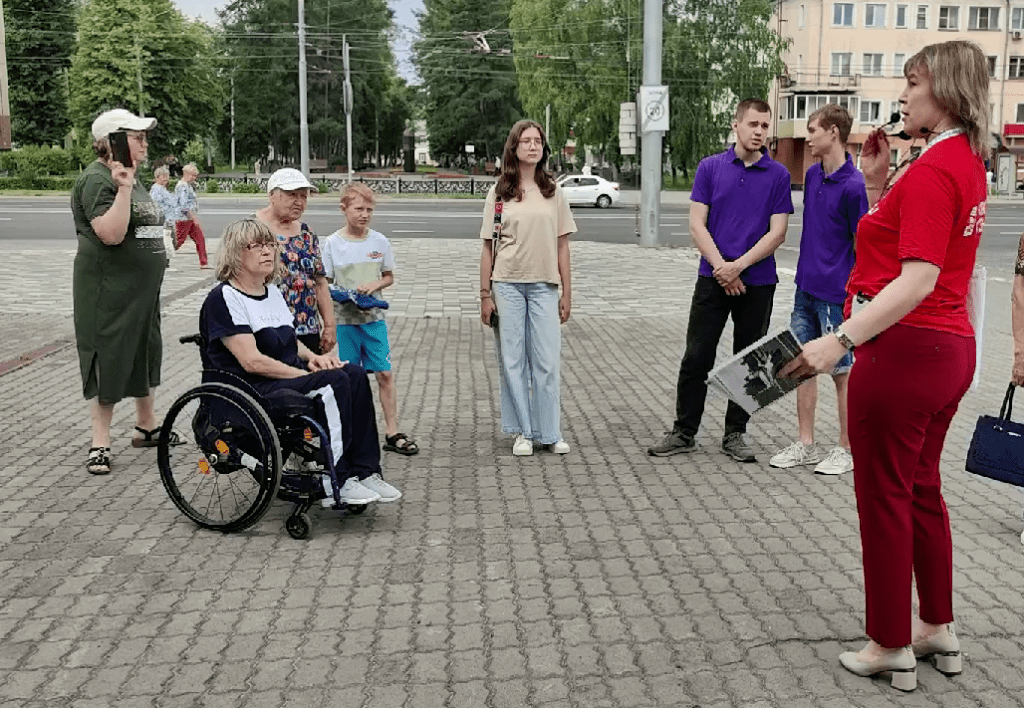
[71, 160, 167, 404]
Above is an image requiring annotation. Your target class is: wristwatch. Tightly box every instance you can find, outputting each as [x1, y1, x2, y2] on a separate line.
[834, 326, 856, 351]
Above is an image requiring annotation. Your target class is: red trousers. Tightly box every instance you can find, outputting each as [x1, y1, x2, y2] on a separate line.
[848, 323, 974, 647]
[174, 219, 208, 265]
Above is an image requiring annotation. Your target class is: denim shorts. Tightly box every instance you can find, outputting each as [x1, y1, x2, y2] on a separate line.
[790, 288, 853, 375]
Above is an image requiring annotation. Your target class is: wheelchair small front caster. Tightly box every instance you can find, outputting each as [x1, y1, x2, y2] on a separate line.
[285, 512, 312, 539]
[346, 503, 368, 515]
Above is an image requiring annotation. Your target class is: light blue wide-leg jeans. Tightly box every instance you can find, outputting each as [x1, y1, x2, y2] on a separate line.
[492, 282, 562, 444]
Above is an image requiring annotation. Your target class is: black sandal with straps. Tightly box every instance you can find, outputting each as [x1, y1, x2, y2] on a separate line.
[87, 447, 111, 475]
[383, 433, 419, 456]
[131, 426, 183, 448]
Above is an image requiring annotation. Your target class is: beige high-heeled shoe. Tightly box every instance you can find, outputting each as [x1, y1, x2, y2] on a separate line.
[912, 625, 962, 675]
[839, 645, 917, 691]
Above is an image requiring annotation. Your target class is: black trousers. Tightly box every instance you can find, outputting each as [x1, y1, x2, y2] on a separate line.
[674, 276, 776, 438]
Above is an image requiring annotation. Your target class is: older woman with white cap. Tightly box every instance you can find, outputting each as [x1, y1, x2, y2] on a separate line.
[71, 108, 181, 475]
[255, 168, 336, 354]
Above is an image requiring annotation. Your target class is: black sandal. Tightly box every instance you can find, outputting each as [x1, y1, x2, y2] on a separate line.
[383, 433, 419, 456]
[87, 447, 111, 475]
[131, 426, 183, 448]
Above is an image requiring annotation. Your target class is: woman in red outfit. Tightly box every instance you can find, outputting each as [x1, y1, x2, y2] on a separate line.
[782, 40, 989, 691]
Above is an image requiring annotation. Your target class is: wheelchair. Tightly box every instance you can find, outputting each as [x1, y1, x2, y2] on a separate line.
[156, 334, 369, 539]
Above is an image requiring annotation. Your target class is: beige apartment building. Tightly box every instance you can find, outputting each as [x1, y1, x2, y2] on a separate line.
[770, 0, 1024, 188]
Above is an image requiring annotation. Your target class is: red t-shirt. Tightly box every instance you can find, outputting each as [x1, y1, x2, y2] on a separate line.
[845, 133, 985, 337]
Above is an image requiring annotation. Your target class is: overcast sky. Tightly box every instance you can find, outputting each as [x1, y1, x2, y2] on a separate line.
[172, 0, 423, 80]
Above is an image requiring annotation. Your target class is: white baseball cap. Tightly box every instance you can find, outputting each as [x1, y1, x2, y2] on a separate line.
[267, 168, 315, 193]
[91, 109, 157, 140]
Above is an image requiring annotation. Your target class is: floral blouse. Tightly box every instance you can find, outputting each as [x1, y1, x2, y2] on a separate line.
[149, 184, 181, 223]
[276, 222, 326, 335]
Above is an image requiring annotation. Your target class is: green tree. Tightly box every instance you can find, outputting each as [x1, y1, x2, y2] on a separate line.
[219, 0, 410, 169]
[414, 0, 523, 165]
[68, 0, 226, 159]
[2, 0, 76, 146]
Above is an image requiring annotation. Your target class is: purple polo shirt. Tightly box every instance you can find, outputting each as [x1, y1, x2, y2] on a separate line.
[795, 155, 868, 304]
[691, 145, 794, 286]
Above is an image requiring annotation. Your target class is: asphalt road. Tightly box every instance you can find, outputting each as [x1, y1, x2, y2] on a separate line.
[2, 194, 1022, 280]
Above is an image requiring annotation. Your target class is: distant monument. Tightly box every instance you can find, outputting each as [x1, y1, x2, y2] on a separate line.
[403, 127, 415, 173]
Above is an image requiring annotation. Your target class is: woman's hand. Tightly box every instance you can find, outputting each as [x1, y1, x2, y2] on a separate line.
[319, 328, 337, 354]
[307, 353, 346, 372]
[860, 128, 891, 189]
[481, 296, 496, 326]
[559, 293, 571, 323]
[109, 161, 136, 190]
[778, 334, 847, 380]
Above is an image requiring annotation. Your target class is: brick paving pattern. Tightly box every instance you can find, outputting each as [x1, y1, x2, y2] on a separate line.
[0, 237, 1022, 707]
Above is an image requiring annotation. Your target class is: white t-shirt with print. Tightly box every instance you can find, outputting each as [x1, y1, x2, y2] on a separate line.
[322, 228, 396, 325]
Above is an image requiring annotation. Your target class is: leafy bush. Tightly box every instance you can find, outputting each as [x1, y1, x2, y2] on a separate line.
[232, 181, 262, 193]
[205, 179, 220, 193]
[0, 145, 76, 176]
[313, 180, 331, 194]
[0, 175, 78, 190]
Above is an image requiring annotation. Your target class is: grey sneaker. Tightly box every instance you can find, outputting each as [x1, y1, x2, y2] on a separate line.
[648, 430, 696, 457]
[721, 433, 756, 463]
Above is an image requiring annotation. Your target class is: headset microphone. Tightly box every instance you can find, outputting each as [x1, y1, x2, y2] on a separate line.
[882, 112, 913, 140]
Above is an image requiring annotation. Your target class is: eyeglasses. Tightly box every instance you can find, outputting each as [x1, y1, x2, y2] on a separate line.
[127, 131, 148, 144]
[519, 138, 543, 147]
[245, 240, 277, 251]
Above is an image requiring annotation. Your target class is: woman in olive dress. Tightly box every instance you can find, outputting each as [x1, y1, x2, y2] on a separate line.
[71, 109, 180, 475]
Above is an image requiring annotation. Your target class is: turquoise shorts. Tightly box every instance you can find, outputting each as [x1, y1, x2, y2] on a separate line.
[336, 321, 391, 372]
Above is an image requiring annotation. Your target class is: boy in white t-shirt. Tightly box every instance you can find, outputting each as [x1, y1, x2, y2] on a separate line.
[322, 183, 418, 456]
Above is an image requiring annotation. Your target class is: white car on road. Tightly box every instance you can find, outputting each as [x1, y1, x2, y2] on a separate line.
[557, 175, 620, 208]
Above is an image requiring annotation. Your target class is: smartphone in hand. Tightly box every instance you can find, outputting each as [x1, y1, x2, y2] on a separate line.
[109, 131, 133, 168]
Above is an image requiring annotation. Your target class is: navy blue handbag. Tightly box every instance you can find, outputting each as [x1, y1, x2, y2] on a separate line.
[966, 383, 1024, 487]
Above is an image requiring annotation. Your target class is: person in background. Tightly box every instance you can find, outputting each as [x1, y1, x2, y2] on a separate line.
[71, 108, 182, 475]
[174, 162, 210, 268]
[648, 98, 793, 463]
[255, 168, 336, 355]
[322, 183, 419, 456]
[769, 104, 868, 475]
[479, 119, 576, 457]
[149, 166, 179, 262]
[780, 40, 989, 690]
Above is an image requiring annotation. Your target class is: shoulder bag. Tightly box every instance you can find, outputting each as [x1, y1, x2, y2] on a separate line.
[965, 383, 1024, 487]
[488, 198, 503, 328]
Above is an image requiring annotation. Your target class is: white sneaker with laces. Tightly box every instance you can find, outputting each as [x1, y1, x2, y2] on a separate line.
[769, 441, 821, 469]
[359, 473, 402, 502]
[549, 440, 570, 454]
[337, 477, 381, 505]
[512, 435, 533, 456]
[814, 446, 854, 475]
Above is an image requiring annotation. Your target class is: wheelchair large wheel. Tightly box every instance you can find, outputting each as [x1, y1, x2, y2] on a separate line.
[158, 383, 282, 533]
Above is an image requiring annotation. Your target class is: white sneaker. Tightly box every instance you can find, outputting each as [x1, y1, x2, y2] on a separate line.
[549, 440, 570, 454]
[359, 473, 402, 502]
[336, 477, 381, 505]
[512, 435, 533, 456]
[768, 441, 821, 469]
[814, 446, 854, 475]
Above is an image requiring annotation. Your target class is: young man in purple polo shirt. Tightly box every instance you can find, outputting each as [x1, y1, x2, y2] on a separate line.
[769, 104, 868, 475]
[649, 98, 793, 462]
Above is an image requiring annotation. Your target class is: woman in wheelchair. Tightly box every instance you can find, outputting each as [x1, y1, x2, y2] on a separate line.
[200, 218, 401, 505]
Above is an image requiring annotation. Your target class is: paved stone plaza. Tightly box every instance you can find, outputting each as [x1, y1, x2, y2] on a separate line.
[1, 236, 1023, 707]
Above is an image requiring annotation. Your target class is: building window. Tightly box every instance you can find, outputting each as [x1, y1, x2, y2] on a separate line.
[969, 7, 1000, 30]
[1010, 55, 1024, 78]
[1016, 103, 1024, 122]
[916, 4, 929, 28]
[831, 52, 853, 76]
[989, 56, 998, 77]
[860, 100, 882, 123]
[865, 3, 886, 26]
[799, 4, 806, 27]
[896, 4, 909, 27]
[889, 100, 901, 120]
[836, 96, 859, 116]
[939, 6, 960, 29]
[893, 53, 906, 76]
[833, 2, 854, 26]
[863, 53, 884, 75]
[1014, 7, 1024, 29]
[795, 96, 808, 119]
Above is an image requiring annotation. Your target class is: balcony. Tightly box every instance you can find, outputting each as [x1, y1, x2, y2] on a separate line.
[780, 72, 861, 92]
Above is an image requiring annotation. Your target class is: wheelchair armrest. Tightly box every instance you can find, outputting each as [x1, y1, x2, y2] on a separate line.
[180, 334, 205, 347]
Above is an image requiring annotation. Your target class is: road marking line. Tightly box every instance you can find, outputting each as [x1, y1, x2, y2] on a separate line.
[392, 230, 433, 233]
